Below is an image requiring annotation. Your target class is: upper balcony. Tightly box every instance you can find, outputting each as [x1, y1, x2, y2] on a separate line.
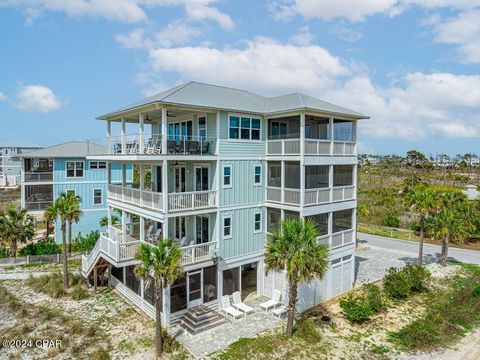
[23, 157, 53, 183]
[266, 115, 356, 156]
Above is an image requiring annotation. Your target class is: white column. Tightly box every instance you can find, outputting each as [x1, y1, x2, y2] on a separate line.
[328, 212, 333, 246]
[107, 121, 111, 154]
[300, 113, 305, 208]
[329, 164, 334, 202]
[121, 210, 126, 242]
[216, 110, 220, 155]
[162, 160, 168, 213]
[139, 164, 145, 191]
[161, 107, 167, 154]
[139, 113, 144, 154]
[107, 206, 112, 229]
[329, 117, 334, 156]
[140, 216, 145, 242]
[121, 117, 126, 155]
[163, 219, 169, 240]
[281, 161, 285, 203]
[353, 121, 357, 155]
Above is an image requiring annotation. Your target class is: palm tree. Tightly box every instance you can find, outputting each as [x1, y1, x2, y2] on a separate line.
[265, 218, 329, 337]
[99, 214, 120, 228]
[135, 239, 183, 356]
[406, 186, 439, 265]
[0, 206, 35, 257]
[64, 192, 83, 255]
[45, 194, 70, 288]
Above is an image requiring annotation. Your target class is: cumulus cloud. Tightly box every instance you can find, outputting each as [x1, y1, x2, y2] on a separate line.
[289, 26, 313, 45]
[0, 91, 6, 101]
[15, 85, 63, 112]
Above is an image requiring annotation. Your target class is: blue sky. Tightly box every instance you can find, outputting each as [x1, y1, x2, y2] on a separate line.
[1, 0, 480, 156]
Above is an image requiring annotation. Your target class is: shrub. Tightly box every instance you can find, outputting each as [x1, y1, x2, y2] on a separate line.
[383, 267, 411, 299]
[25, 272, 83, 298]
[403, 264, 431, 292]
[0, 246, 9, 258]
[363, 283, 388, 313]
[19, 237, 60, 256]
[381, 214, 400, 228]
[71, 284, 89, 300]
[294, 318, 322, 342]
[474, 284, 480, 297]
[72, 231, 100, 252]
[340, 293, 374, 323]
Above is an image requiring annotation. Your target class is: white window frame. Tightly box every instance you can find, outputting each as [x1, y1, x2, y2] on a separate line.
[228, 113, 262, 142]
[90, 161, 107, 170]
[223, 215, 232, 239]
[254, 164, 262, 186]
[254, 211, 262, 233]
[93, 188, 103, 205]
[222, 164, 232, 189]
[198, 114, 207, 139]
[66, 161, 84, 178]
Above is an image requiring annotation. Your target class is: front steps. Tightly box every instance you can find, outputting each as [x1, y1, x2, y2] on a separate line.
[179, 305, 229, 335]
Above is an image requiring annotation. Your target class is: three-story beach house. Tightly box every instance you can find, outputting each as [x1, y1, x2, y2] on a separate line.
[18, 141, 131, 242]
[81, 82, 368, 325]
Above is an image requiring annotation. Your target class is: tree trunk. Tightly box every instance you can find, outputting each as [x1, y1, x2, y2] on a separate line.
[68, 221, 72, 255]
[10, 241, 17, 258]
[155, 282, 163, 356]
[62, 223, 69, 288]
[286, 281, 298, 337]
[441, 235, 449, 267]
[418, 217, 424, 265]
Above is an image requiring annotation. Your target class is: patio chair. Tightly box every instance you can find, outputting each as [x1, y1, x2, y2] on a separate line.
[145, 139, 155, 154]
[232, 291, 254, 315]
[179, 236, 188, 247]
[145, 225, 154, 239]
[187, 140, 199, 154]
[220, 295, 244, 320]
[260, 289, 282, 311]
[153, 138, 162, 154]
[167, 140, 177, 154]
[151, 228, 161, 243]
[272, 305, 288, 317]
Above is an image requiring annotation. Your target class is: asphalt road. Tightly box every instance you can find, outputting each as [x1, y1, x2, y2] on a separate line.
[357, 232, 480, 265]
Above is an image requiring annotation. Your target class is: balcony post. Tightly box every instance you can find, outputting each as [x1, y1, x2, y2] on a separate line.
[281, 161, 285, 203]
[121, 117, 126, 155]
[139, 113, 145, 154]
[329, 164, 333, 202]
[107, 206, 112, 229]
[328, 212, 333, 246]
[329, 117, 334, 156]
[161, 107, 167, 154]
[216, 110, 220, 155]
[121, 210, 126, 243]
[107, 120, 111, 154]
[139, 164, 145, 206]
[140, 216, 145, 242]
[162, 160, 168, 212]
[300, 112, 305, 207]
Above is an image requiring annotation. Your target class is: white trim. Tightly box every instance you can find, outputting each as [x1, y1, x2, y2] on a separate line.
[89, 160, 107, 170]
[253, 211, 262, 233]
[222, 215, 232, 239]
[193, 163, 210, 191]
[254, 164, 262, 186]
[197, 114, 207, 139]
[65, 160, 85, 179]
[227, 113, 262, 141]
[222, 164, 232, 189]
[93, 188, 103, 206]
[195, 213, 210, 244]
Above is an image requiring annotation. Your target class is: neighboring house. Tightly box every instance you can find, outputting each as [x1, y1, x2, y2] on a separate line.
[0, 143, 42, 187]
[81, 81, 368, 326]
[462, 185, 480, 200]
[18, 141, 132, 242]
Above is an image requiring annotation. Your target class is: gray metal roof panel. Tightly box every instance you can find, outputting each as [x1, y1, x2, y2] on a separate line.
[17, 141, 106, 158]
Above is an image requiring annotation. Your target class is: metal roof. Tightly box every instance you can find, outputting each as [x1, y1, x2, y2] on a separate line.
[99, 81, 368, 119]
[16, 141, 106, 159]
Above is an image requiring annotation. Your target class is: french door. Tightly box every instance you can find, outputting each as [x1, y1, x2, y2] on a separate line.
[175, 217, 186, 242]
[187, 270, 203, 308]
[168, 121, 193, 141]
[195, 166, 209, 191]
[196, 215, 209, 244]
[174, 166, 186, 193]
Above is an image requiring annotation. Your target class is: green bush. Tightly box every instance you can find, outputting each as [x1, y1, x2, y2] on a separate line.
[71, 284, 89, 300]
[25, 272, 83, 299]
[0, 246, 9, 258]
[381, 214, 400, 228]
[363, 283, 388, 313]
[72, 231, 100, 252]
[474, 284, 480, 297]
[403, 264, 431, 292]
[340, 293, 374, 323]
[294, 318, 322, 342]
[383, 267, 411, 299]
[19, 237, 60, 256]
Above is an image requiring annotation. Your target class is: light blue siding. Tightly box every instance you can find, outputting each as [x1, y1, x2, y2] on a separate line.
[220, 160, 264, 207]
[54, 210, 106, 243]
[220, 207, 264, 260]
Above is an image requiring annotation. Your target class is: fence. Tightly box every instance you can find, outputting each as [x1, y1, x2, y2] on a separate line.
[357, 222, 419, 241]
[0, 253, 81, 266]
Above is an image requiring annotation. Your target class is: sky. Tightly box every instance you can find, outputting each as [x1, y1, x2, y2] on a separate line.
[1, 0, 480, 156]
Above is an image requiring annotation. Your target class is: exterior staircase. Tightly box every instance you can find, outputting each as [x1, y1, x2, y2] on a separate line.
[179, 305, 229, 335]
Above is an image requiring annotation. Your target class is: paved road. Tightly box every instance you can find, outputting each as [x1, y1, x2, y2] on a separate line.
[357, 232, 480, 265]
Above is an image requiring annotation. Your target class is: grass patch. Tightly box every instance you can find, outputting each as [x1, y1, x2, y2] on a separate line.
[389, 264, 480, 351]
[25, 272, 84, 299]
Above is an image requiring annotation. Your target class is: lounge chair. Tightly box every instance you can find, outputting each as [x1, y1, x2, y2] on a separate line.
[220, 295, 244, 320]
[149, 228, 161, 243]
[272, 305, 288, 317]
[232, 291, 254, 315]
[260, 289, 282, 311]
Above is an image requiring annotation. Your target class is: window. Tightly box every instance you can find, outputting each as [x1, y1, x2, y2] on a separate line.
[223, 216, 232, 238]
[254, 165, 262, 185]
[333, 165, 354, 186]
[90, 161, 107, 170]
[93, 189, 102, 205]
[254, 212, 262, 232]
[285, 162, 300, 189]
[306, 166, 329, 189]
[66, 161, 84, 178]
[229, 115, 261, 140]
[223, 165, 232, 188]
[198, 116, 207, 139]
[306, 213, 329, 236]
[333, 209, 353, 233]
[267, 162, 281, 187]
[333, 119, 354, 141]
[267, 208, 281, 233]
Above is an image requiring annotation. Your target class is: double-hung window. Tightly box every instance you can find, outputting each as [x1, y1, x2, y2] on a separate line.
[66, 161, 84, 178]
[229, 115, 261, 140]
[254, 212, 262, 233]
[223, 165, 232, 188]
[254, 165, 262, 185]
[90, 161, 107, 170]
[223, 216, 232, 238]
[198, 116, 207, 140]
[93, 189, 102, 205]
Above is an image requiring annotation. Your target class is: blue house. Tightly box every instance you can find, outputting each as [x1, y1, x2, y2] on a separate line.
[19, 141, 131, 242]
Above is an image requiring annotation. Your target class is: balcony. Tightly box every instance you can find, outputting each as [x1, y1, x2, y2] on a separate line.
[24, 172, 53, 182]
[331, 229, 355, 248]
[108, 184, 217, 213]
[266, 139, 356, 156]
[25, 185, 53, 211]
[266, 185, 355, 206]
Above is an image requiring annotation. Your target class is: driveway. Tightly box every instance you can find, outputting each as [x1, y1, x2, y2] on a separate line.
[355, 232, 480, 285]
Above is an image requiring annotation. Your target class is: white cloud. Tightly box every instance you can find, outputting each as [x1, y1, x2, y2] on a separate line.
[329, 21, 363, 42]
[184, 3, 234, 30]
[15, 85, 63, 112]
[0, 91, 6, 101]
[289, 26, 313, 45]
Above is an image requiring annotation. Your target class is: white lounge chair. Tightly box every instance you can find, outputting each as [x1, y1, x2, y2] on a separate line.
[260, 289, 282, 311]
[220, 295, 244, 320]
[272, 305, 288, 317]
[232, 291, 254, 315]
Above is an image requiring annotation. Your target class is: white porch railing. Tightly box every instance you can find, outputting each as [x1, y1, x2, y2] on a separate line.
[266, 139, 301, 155]
[24, 172, 53, 182]
[267, 139, 356, 156]
[304, 140, 331, 155]
[284, 188, 300, 205]
[168, 190, 217, 211]
[331, 229, 355, 248]
[305, 188, 330, 206]
[332, 185, 355, 202]
[108, 184, 163, 211]
[179, 241, 216, 265]
[317, 234, 330, 246]
[333, 141, 356, 156]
